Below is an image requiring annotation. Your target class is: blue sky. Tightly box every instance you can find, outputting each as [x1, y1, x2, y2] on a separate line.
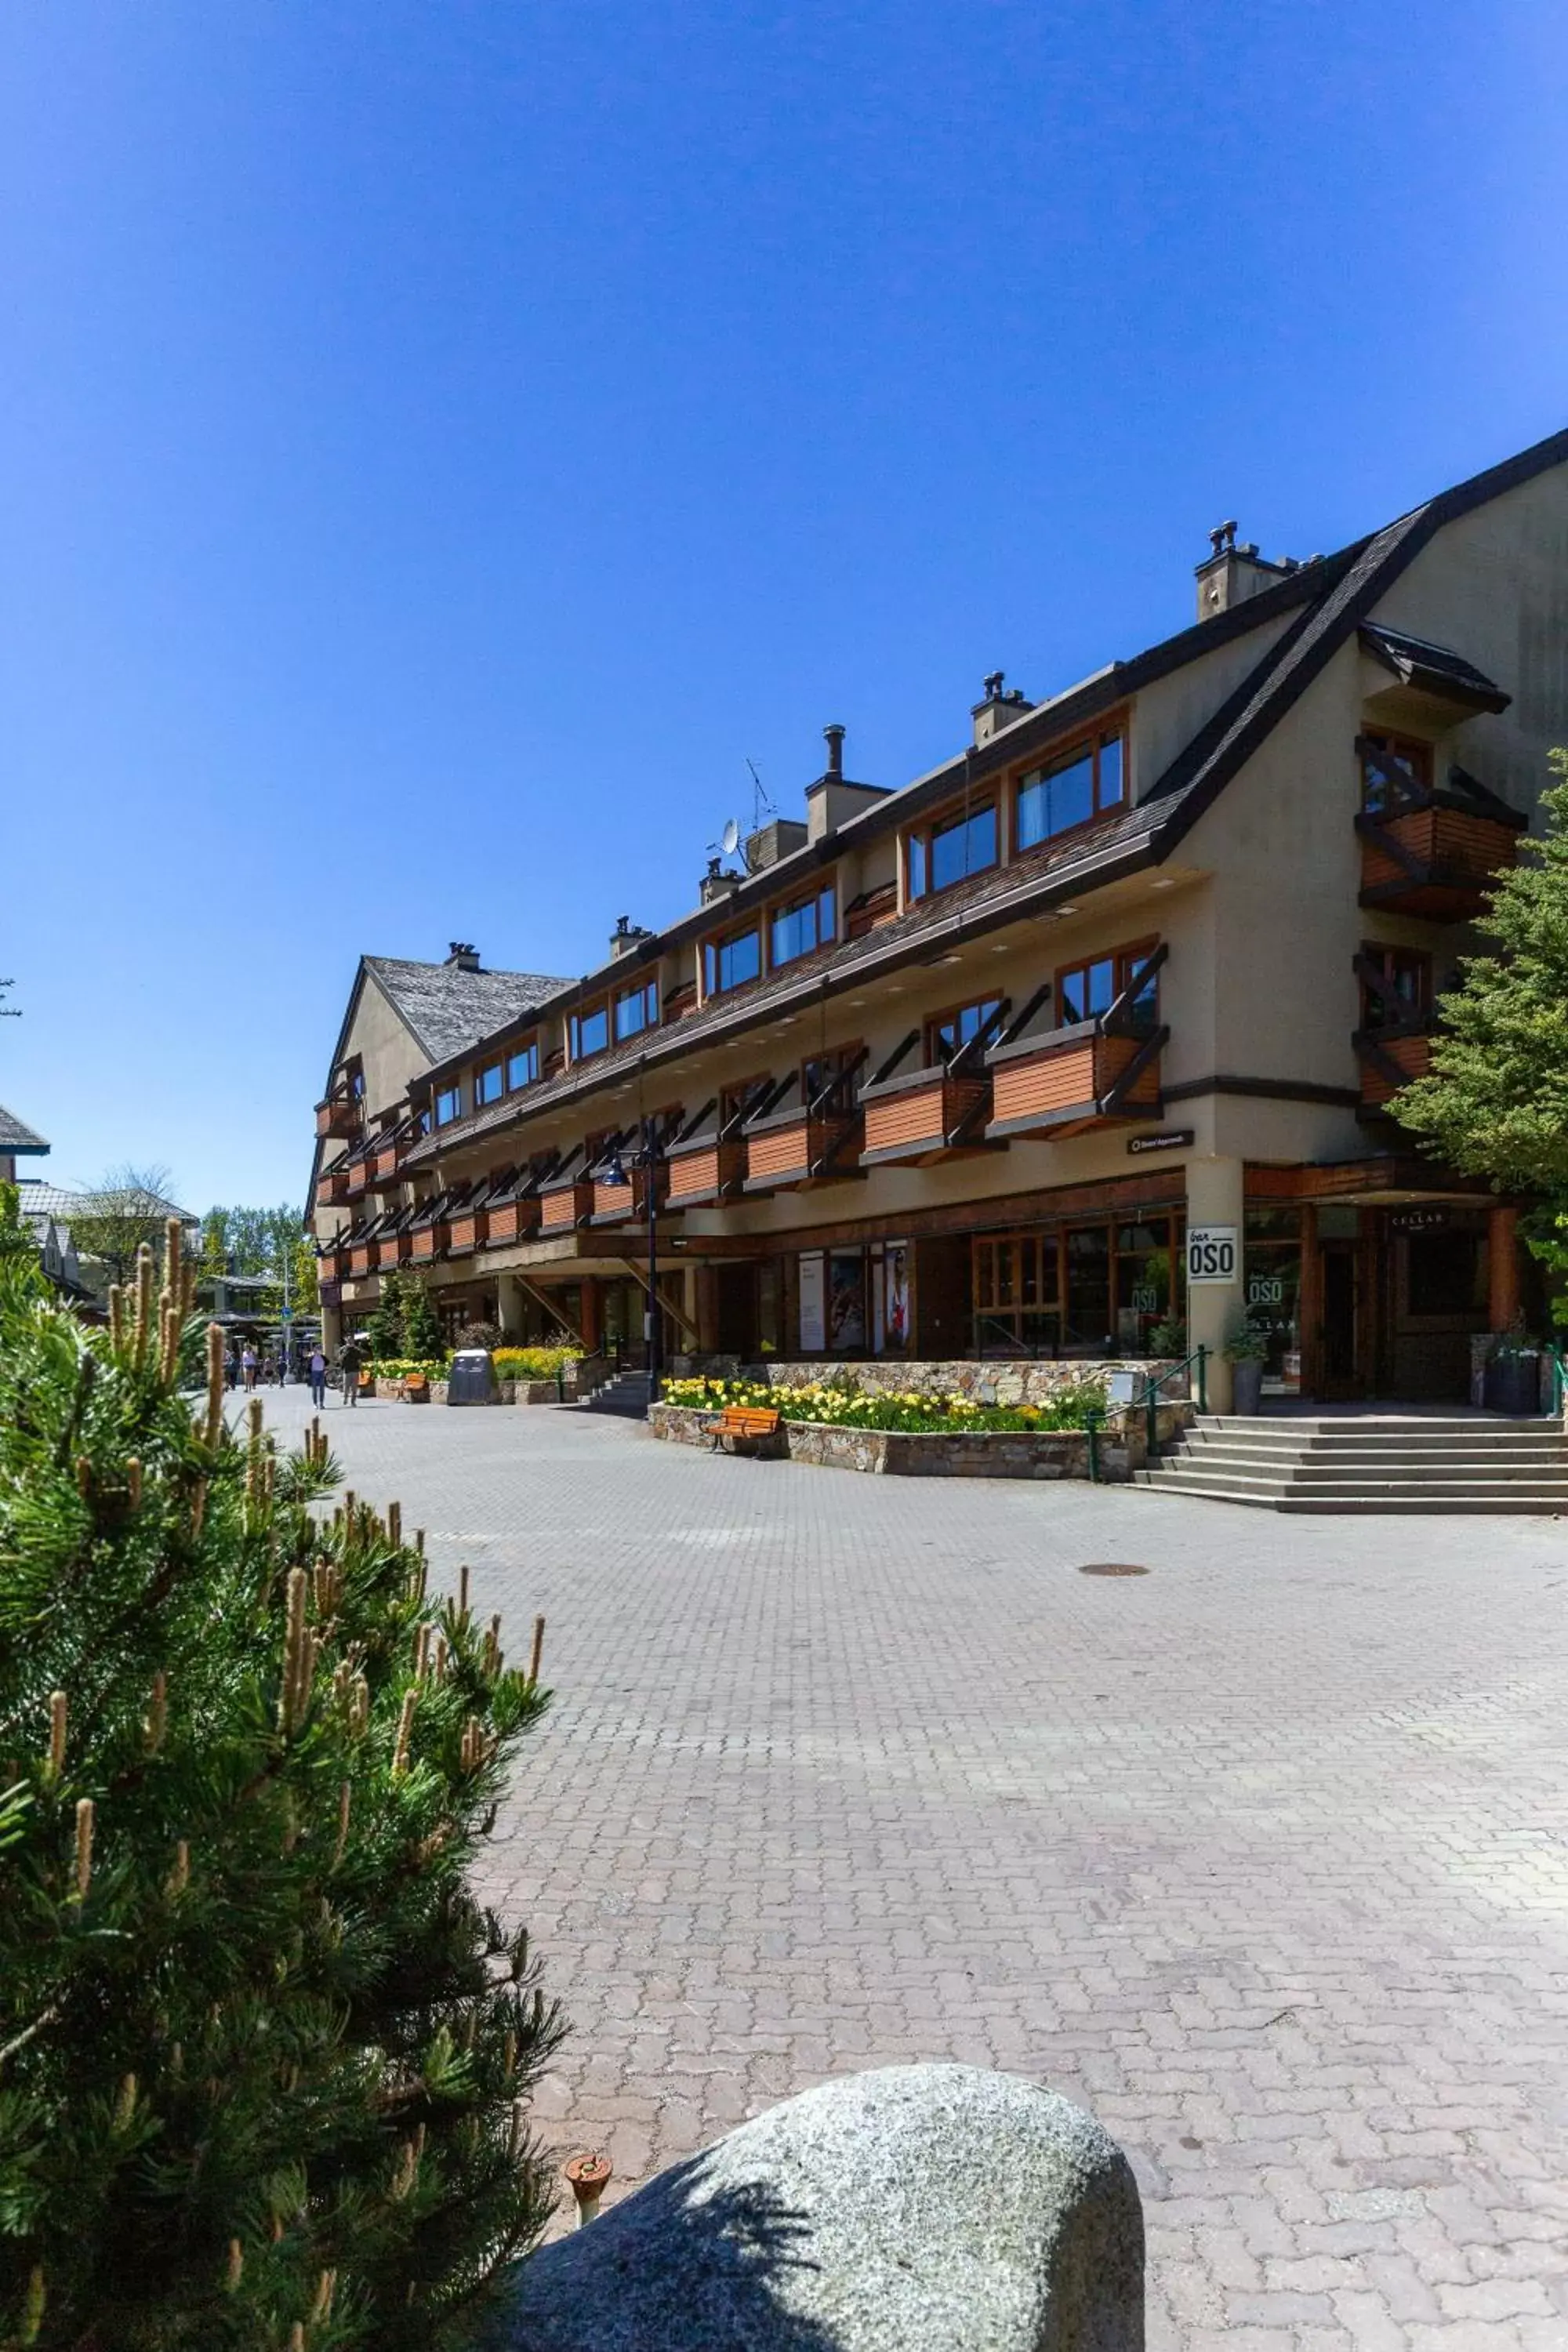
[3, 2, 1566, 1210]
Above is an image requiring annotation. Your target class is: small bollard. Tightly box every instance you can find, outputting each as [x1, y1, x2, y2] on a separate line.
[564, 2151, 612, 2226]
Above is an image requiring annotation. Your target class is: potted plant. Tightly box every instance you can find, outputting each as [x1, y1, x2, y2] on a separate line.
[1224, 1317, 1269, 1416]
[1482, 1316, 1541, 1417]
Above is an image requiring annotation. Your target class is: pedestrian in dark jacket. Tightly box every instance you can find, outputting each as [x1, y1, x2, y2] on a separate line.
[339, 1338, 363, 1405]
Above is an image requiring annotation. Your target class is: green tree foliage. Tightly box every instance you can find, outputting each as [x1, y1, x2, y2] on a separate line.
[0, 1225, 563, 2348]
[201, 1207, 318, 1316]
[1396, 752, 1568, 1319]
[401, 1281, 444, 1365]
[366, 1272, 408, 1366]
[68, 1166, 182, 1289]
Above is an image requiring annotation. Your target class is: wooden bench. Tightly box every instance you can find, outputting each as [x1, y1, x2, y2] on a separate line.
[711, 1404, 782, 1454]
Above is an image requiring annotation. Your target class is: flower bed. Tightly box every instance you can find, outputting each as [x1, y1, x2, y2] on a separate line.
[659, 1373, 1111, 1434]
[650, 1403, 1189, 1479]
[493, 1345, 580, 1381]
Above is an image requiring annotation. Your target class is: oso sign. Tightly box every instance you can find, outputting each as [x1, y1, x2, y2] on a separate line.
[1187, 1225, 1238, 1284]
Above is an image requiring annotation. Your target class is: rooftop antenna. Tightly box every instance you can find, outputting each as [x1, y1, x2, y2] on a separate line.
[745, 757, 776, 833]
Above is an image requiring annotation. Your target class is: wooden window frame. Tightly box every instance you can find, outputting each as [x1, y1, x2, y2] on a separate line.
[506, 1038, 539, 1092]
[613, 976, 659, 1043]
[924, 993, 1004, 1066]
[1359, 942, 1432, 1030]
[1054, 935, 1160, 1029]
[1014, 723, 1127, 856]
[768, 877, 837, 969]
[570, 1002, 611, 1062]
[475, 1061, 504, 1106]
[904, 799, 999, 904]
[702, 920, 764, 998]
[434, 1081, 463, 1128]
[1359, 730, 1434, 813]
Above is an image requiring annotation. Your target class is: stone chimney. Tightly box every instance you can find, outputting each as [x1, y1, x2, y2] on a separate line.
[608, 915, 652, 960]
[971, 672, 1034, 747]
[805, 724, 891, 844]
[1194, 521, 1301, 620]
[445, 942, 481, 972]
[699, 857, 742, 908]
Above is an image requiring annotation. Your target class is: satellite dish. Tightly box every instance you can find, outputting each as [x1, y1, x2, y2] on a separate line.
[720, 816, 741, 858]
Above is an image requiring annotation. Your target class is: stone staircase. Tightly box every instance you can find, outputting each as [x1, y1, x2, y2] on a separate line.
[1135, 1413, 1568, 1513]
[577, 1369, 651, 1418]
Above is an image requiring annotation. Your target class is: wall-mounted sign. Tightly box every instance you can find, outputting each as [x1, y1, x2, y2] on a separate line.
[1388, 1206, 1450, 1234]
[1127, 1129, 1195, 1156]
[1187, 1225, 1239, 1283]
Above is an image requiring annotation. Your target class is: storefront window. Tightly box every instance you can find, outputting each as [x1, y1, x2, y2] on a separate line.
[827, 1253, 867, 1351]
[1244, 1207, 1303, 1394]
[1114, 1221, 1176, 1355]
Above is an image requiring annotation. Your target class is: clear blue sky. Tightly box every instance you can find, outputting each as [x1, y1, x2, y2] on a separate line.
[4, 2, 1566, 1211]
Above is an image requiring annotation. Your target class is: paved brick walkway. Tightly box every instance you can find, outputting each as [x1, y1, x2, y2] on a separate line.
[260, 1385, 1568, 2348]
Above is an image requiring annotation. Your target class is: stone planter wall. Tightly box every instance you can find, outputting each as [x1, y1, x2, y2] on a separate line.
[650, 1401, 1192, 1480]
[751, 1357, 1188, 1406]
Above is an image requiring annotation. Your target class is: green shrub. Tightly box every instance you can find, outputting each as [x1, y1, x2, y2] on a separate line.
[490, 1347, 579, 1381]
[0, 1225, 563, 2348]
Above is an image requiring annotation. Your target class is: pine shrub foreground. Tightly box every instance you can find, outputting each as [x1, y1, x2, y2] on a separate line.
[0, 1219, 564, 2350]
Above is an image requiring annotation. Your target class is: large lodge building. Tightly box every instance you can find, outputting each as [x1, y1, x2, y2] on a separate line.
[310, 427, 1568, 1410]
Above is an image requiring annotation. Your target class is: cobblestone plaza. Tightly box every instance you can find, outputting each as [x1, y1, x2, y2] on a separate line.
[263, 1388, 1568, 2348]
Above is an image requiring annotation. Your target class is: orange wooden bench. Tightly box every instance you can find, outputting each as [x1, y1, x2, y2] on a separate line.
[711, 1404, 782, 1453]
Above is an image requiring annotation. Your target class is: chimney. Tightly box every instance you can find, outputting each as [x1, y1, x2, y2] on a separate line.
[804, 724, 892, 844]
[699, 856, 742, 907]
[445, 942, 481, 972]
[608, 914, 652, 960]
[971, 670, 1034, 747]
[1194, 521, 1301, 620]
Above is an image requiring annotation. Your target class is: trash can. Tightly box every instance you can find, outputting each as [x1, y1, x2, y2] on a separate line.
[446, 1348, 495, 1406]
[1483, 1349, 1539, 1416]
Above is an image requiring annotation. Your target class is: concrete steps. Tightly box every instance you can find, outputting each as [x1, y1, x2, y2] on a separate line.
[1135, 1412, 1568, 1513]
[578, 1370, 651, 1418]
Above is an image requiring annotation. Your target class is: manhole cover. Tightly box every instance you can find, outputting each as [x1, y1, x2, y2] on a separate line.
[1077, 1562, 1149, 1577]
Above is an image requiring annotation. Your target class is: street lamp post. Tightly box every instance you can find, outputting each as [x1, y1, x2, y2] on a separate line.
[603, 1120, 663, 1414]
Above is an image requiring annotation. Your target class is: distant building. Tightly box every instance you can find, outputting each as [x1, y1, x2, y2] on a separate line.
[16, 1179, 198, 1309]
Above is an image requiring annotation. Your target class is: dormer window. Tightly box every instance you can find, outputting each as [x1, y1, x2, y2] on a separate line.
[907, 802, 997, 902]
[615, 977, 659, 1041]
[1360, 731, 1432, 815]
[703, 924, 761, 996]
[571, 1004, 610, 1061]
[476, 1062, 504, 1105]
[770, 882, 836, 967]
[434, 1083, 463, 1127]
[1015, 728, 1125, 852]
[506, 1040, 539, 1090]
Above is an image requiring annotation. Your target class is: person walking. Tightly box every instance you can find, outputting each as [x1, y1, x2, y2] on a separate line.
[241, 1343, 259, 1393]
[308, 1344, 328, 1410]
[339, 1335, 363, 1406]
[226, 1345, 241, 1392]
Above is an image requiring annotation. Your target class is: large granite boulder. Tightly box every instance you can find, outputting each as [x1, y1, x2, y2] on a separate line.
[503, 2063, 1142, 2350]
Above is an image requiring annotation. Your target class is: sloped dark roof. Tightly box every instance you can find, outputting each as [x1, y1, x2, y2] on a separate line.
[0, 1103, 49, 1154]
[364, 957, 569, 1064]
[1358, 622, 1511, 713]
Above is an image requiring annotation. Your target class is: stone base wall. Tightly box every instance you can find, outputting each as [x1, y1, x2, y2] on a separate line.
[650, 1402, 1191, 1479]
[751, 1358, 1186, 1406]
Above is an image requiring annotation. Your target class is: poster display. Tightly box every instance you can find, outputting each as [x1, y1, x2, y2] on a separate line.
[828, 1252, 866, 1350]
[798, 1252, 826, 1353]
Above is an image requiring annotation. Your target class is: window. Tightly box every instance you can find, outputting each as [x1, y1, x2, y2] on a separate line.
[1406, 1229, 1483, 1316]
[506, 1040, 539, 1090]
[771, 883, 836, 967]
[1016, 729, 1126, 851]
[1360, 945, 1431, 1030]
[477, 1062, 503, 1105]
[1057, 941, 1160, 1033]
[702, 924, 761, 996]
[570, 1004, 609, 1060]
[434, 1083, 463, 1127]
[1360, 731, 1433, 816]
[803, 1047, 859, 1113]
[927, 996, 1002, 1064]
[615, 978, 659, 1042]
[907, 803, 996, 902]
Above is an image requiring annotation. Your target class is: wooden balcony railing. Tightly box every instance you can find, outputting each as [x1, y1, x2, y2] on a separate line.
[347, 1240, 374, 1279]
[407, 1218, 446, 1264]
[483, 1194, 542, 1247]
[372, 1229, 409, 1271]
[985, 947, 1168, 1141]
[1356, 764, 1526, 922]
[859, 1006, 1006, 1167]
[318, 1249, 346, 1287]
[743, 1054, 869, 1192]
[590, 1166, 666, 1227]
[315, 1093, 360, 1141]
[445, 1204, 488, 1255]
[1354, 1023, 1434, 1112]
[315, 1165, 350, 1208]
[666, 1137, 746, 1207]
[539, 1178, 595, 1234]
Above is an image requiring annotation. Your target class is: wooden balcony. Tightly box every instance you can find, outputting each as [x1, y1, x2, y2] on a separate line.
[745, 1108, 864, 1192]
[368, 1125, 418, 1187]
[315, 1094, 360, 1141]
[319, 1278, 342, 1308]
[590, 1167, 670, 1226]
[372, 1229, 408, 1271]
[315, 1165, 350, 1208]
[986, 1025, 1164, 1141]
[1354, 1025, 1434, 1114]
[341, 1155, 371, 1201]
[407, 1218, 446, 1265]
[318, 1249, 346, 1287]
[539, 1178, 595, 1234]
[347, 1240, 374, 1279]
[666, 1137, 746, 1207]
[1357, 777, 1526, 922]
[482, 1195, 541, 1247]
[860, 1067, 991, 1167]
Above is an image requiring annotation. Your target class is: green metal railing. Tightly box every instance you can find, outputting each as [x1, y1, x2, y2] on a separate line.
[1547, 1341, 1566, 1417]
[1083, 1345, 1208, 1486]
